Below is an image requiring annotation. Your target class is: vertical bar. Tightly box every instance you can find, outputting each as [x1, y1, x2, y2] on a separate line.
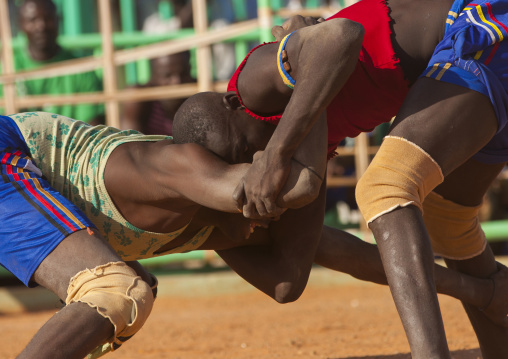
[257, 0, 273, 43]
[192, 0, 213, 92]
[119, 0, 138, 85]
[0, 0, 18, 114]
[62, 0, 81, 36]
[98, 0, 120, 128]
[232, 0, 248, 67]
[270, 0, 283, 30]
[159, 0, 174, 20]
[354, 133, 372, 242]
[235, 41, 249, 67]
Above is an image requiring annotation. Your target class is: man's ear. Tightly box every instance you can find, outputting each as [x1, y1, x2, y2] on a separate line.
[223, 91, 245, 110]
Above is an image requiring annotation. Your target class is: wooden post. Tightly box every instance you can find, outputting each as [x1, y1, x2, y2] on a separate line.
[98, 0, 120, 128]
[0, 20, 259, 85]
[192, 0, 213, 92]
[0, 0, 18, 114]
[257, 0, 273, 43]
[354, 133, 372, 242]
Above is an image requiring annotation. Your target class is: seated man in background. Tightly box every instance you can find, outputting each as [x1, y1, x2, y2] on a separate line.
[0, 0, 104, 124]
[120, 51, 195, 135]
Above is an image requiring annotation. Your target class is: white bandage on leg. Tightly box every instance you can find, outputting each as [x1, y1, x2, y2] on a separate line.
[356, 136, 444, 224]
[423, 191, 487, 260]
[66, 262, 154, 352]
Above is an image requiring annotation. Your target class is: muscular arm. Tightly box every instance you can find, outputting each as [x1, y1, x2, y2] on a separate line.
[105, 138, 325, 226]
[160, 142, 324, 213]
[204, 198, 499, 312]
[216, 180, 327, 302]
[237, 18, 364, 217]
[273, 18, 363, 157]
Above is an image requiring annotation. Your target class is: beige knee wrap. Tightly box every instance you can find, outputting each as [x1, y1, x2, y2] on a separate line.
[423, 191, 487, 260]
[356, 136, 444, 223]
[66, 262, 154, 350]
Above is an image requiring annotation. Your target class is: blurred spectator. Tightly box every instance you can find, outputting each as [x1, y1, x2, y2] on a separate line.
[0, 0, 104, 124]
[210, 18, 237, 81]
[208, 0, 258, 81]
[142, 0, 193, 33]
[120, 51, 195, 135]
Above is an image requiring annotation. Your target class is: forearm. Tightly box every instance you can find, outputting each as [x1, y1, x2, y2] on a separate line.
[275, 112, 328, 209]
[177, 155, 324, 213]
[218, 183, 327, 302]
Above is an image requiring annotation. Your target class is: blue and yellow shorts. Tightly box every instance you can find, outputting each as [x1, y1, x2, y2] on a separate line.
[423, 0, 508, 163]
[0, 116, 94, 286]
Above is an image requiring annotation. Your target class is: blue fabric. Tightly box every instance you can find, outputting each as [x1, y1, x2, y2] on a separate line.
[0, 116, 94, 286]
[423, 0, 508, 163]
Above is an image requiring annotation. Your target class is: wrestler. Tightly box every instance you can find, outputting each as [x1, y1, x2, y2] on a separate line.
[355, 1, 508, 357]
[0, 116, 155, 359]
[175, 0, 508, 357]
[2, 110, 327, 358]
[4, 111, 508, 359]
[183, 0, 455, 218]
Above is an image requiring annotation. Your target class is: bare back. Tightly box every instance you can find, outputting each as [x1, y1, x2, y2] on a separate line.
[104, 140, 201, 234]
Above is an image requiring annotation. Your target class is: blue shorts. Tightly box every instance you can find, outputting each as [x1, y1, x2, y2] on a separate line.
[423, 0, 508, 164]
[0, 116, 95, 287]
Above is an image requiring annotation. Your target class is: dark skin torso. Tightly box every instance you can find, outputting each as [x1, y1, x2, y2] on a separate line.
[387, 0, 453, 85]
[239, 0, 454, 115]
[104, 140, 200, 227]
[104, 140, 265, 253]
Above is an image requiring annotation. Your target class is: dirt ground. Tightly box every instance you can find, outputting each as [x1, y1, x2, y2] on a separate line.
[0, 268, 483, 359]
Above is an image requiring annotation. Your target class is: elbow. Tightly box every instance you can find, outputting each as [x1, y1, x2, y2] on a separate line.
[346, 19, 365, 43]
[326, 18, 364, 53]
[274, 281, 306, 304]
[334, 18, 364, 42]
[272, 264, 311, 303]
[277, 168, 322, 209]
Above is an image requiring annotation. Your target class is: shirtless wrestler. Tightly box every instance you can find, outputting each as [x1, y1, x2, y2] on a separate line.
[175, 0, 508, 357]
[3, 106, 508, 359]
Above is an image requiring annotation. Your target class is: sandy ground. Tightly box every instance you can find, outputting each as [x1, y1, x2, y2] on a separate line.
[0, 266, 484, 359]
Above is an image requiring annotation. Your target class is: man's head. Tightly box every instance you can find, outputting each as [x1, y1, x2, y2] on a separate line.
[150, 51, 193, 87]
[173, 92, 275, 164]
[19, 0, 59, 59]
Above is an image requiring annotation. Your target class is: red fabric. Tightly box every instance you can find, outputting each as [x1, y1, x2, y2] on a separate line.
[227, 0, 410, 158]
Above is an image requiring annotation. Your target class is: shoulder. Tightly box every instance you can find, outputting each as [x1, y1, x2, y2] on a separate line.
[296, 17, 364, 42]
[287, 18, 364, 63]
[160, 142, 224, 169]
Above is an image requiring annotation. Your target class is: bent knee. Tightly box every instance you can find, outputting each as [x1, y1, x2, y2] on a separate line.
[66, 262, 154, 349]
[356, 136, 443, 224]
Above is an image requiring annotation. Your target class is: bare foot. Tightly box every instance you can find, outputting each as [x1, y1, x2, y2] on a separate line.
[481, 262, 508, 327]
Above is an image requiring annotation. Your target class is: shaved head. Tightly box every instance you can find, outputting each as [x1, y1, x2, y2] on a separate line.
[173, 92, 275, 164]
[172, 92, 228, 147]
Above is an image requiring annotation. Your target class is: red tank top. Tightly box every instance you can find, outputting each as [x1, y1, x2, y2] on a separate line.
[227, 0, 410, 158]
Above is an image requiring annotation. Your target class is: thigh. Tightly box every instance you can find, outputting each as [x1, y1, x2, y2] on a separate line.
[389, 77, 498, 177]
[34, 229, 122, 300]
[433, 158, 506, 207]
[0, 148, 99, 288]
